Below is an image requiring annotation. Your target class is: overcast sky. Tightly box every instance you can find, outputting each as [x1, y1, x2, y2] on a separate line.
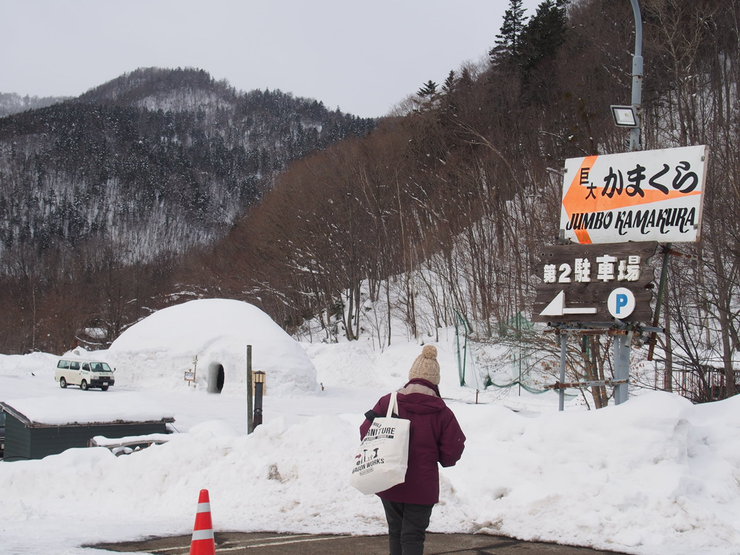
[2, 0, 542, 118]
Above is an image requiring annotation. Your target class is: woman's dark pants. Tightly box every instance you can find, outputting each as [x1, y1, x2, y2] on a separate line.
[381, 499, 434, 555]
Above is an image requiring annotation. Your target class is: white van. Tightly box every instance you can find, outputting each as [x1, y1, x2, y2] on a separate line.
[55, 359, 116, 391]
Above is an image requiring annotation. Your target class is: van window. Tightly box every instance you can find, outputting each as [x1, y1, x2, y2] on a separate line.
[57, 360, 69, 369]
[69, 362, 80, 370]
[82, 363, 90, 371]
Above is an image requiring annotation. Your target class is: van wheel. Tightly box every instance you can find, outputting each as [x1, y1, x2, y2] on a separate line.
[59, 377, 67, 388]
[80, 380, 89, 391]
[101, 385, 109, 391]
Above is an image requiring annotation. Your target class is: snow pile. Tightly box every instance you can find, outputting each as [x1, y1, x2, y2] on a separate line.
[0, 351, 57, 378]
[106, 299, 318, 394]
[0, 301, 739, 554]
[445, 392, 740, 553]
[3, 392, 174, 426]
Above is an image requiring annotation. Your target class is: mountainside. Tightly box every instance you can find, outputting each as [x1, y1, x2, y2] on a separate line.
[0, 67, 375, 276]
[206, 0, 738, 407]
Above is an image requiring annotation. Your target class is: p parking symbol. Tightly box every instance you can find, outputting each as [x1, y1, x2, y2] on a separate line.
[608, 287, 635, 319]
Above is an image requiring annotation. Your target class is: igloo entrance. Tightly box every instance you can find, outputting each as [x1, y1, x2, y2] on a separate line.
[207, 362, 225, 393]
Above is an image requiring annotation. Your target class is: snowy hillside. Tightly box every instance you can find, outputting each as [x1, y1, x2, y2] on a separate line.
[0, 68, 376, 275]
[0, 299, 739, 555]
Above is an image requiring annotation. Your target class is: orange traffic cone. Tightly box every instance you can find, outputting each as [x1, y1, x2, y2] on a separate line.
[189, 489, 216, 555]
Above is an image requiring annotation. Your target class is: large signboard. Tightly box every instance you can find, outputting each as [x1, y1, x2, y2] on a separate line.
[532, 242, 657, 324]
[560, 145, 707, 244]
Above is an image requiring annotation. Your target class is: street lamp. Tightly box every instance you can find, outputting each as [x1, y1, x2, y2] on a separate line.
[609, 1, 644, 408]
[628, 0, 643, 151]
[610, 105, 639, 127]
[253, 371, 265, 427]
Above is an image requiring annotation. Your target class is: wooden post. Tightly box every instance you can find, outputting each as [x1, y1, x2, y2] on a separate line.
[647, 243, 671, 361]
[558, 331, 567, 412]
[247, 345, 253, 434]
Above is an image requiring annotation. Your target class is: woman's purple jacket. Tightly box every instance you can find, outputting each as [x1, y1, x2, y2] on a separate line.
[359, 378, 466, 505]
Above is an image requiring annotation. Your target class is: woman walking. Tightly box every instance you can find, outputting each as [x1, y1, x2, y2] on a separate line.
[360, 345, 466, 555]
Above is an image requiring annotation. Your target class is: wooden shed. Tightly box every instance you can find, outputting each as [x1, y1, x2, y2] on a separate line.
[0, 400, 174, 462]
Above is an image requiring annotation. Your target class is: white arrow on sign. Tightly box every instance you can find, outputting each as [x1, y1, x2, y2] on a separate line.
[539, 291, 598, 316]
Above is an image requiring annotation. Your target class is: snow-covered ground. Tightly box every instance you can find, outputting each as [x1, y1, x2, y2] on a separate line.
[1, 300, 739, 555]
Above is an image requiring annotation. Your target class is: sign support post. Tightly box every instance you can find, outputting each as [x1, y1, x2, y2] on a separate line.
[613, 331, 633, 404]
[559, 331, 568, 411]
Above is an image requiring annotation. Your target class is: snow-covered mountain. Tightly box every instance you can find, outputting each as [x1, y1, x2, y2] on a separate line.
[0, 68, 376, 274]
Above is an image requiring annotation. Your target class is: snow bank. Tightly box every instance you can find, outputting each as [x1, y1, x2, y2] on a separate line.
[0, 351, 57, 378]
[0, 389, 739, 555]
[444, 392, 740, 554]
[3, 392, 174, 425]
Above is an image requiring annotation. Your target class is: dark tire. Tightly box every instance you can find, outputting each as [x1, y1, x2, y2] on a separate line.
[80, 380, 89, 391]
[101, 385, 109, 391]
[59, 377, 67, 388]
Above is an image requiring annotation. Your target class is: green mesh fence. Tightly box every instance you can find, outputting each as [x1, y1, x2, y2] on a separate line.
[454, 310, 550, 394]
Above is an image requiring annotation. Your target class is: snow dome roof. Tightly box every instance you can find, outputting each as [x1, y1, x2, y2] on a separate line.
[107, 299, 317, 394]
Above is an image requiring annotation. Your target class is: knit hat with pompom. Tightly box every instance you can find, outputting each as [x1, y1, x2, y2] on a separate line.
[408, 345, 440, 385]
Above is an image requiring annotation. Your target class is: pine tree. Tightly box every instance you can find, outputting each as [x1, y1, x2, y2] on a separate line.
[442, 71, 457, 95]
[417, 80, 439, 99]
[520, 0, 568, 73]
[415, 80, 440, 112]
[489, 0, 528, 67]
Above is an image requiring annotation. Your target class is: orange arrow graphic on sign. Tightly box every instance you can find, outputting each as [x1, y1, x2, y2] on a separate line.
[563, 156, 702, 244]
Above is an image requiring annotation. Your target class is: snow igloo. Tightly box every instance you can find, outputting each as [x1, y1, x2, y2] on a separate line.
[107, 299, 318, 394]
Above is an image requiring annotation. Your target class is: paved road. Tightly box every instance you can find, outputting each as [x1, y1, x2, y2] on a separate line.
[92, 531, 624, 554]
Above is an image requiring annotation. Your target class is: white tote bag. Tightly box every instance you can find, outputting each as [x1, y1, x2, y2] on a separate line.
[350, 391, 410, 495]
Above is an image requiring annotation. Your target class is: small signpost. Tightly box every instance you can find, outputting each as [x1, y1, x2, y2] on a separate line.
[535, 145, 708, 409]
[533, 242, 657, 324]
[184, 355, 198, 387]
